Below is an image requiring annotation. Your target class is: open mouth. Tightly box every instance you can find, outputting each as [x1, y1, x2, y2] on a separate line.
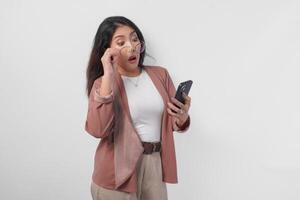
[128, 55, 137, 62]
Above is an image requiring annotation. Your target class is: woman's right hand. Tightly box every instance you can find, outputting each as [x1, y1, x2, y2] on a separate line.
[101, 48, 120, 75]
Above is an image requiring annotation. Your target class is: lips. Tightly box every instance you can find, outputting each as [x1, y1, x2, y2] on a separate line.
[128, 55, 137, 62]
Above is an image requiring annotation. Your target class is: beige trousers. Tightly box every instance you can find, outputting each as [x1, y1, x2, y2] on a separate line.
[90, 152, 168, 200]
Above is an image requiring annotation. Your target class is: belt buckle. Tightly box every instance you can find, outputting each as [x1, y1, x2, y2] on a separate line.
[152, 143, 157, 152]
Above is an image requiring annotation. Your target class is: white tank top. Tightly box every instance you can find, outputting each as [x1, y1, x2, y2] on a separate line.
[121, 68, 164, 142]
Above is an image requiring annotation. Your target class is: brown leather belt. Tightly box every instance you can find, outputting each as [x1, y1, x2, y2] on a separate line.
[142, 142, 161, 154]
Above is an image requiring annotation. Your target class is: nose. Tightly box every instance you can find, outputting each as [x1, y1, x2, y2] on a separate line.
[120, 42, 138, 55]
[128, 43, 136, 52]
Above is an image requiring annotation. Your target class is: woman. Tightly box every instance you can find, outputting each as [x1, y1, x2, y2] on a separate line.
[85, 16, 192, 200]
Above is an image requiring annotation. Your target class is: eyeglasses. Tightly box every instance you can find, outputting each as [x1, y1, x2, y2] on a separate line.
[119, 41, 145, 55]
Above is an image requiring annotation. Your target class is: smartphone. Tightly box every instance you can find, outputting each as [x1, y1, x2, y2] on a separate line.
[175, 80, 193, 104]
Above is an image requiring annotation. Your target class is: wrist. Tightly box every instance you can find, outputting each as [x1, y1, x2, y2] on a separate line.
[176, 115, 189, 128]
[103, 70, 114, 79]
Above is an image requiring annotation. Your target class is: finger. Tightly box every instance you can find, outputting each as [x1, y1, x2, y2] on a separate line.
[171, 97, 184, 108]
[167, 108, 180, 117]
[104, 48, 118, 58]
[106, 49, 120, 64]
[101, 52, 113, 64]
[109, 48, 120, 56]
[103, 49, 112, 59]
[167, 102, 181, 113]
[183, 93, 191, 104]
[182, 92, 190, 100]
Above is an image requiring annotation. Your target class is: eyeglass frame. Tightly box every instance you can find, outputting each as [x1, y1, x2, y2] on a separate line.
[118, 41, 145, 55]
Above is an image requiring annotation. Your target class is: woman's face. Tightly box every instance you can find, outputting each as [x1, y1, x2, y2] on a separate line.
[110, 25, 142, 73]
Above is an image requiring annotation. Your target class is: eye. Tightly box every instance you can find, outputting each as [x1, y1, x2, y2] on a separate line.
[132, 37, 139, 42]
[117, 41, 125, 46]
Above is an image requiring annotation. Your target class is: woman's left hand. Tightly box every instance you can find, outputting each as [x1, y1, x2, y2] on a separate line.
[167, 92, 191, 127]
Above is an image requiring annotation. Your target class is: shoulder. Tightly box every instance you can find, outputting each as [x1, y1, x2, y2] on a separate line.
[92, 76, 102, 88]
[143, 65, 168, 73]
[143, 65, 171, 79]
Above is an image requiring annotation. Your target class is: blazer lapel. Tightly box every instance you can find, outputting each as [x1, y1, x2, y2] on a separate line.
[113, 71, 144, 189]
[143, 66, 170, 106]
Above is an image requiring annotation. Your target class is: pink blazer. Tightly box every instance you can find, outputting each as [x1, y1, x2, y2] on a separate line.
[85, 65, 191, 193]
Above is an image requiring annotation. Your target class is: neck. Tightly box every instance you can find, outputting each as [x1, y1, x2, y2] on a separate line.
[118, 66, 142, 77]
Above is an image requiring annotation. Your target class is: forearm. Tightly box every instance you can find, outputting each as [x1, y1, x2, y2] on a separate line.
[99, 72, 114, 96]
[85, 76, 115, 138]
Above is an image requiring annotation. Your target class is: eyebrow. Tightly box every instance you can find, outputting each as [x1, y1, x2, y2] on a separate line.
[113, 31, 137, 40]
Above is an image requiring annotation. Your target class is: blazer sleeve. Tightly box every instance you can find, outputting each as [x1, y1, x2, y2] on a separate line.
[84, 78, 115, 138]
[164, 68, 191, 133]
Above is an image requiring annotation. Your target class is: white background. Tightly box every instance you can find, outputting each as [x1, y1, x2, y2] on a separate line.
[1, 0, 300, 199]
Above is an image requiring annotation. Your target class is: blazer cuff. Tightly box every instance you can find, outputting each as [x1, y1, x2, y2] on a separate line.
[94, 89, 114, 103]
[175, 115, 190, 132]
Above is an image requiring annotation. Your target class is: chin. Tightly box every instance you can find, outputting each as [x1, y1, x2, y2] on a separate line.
[127, 63, 140, 70]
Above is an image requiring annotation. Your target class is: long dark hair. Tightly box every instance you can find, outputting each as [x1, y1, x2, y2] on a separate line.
[86, 16, 146, 96]
[86, 16, 146, 142]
